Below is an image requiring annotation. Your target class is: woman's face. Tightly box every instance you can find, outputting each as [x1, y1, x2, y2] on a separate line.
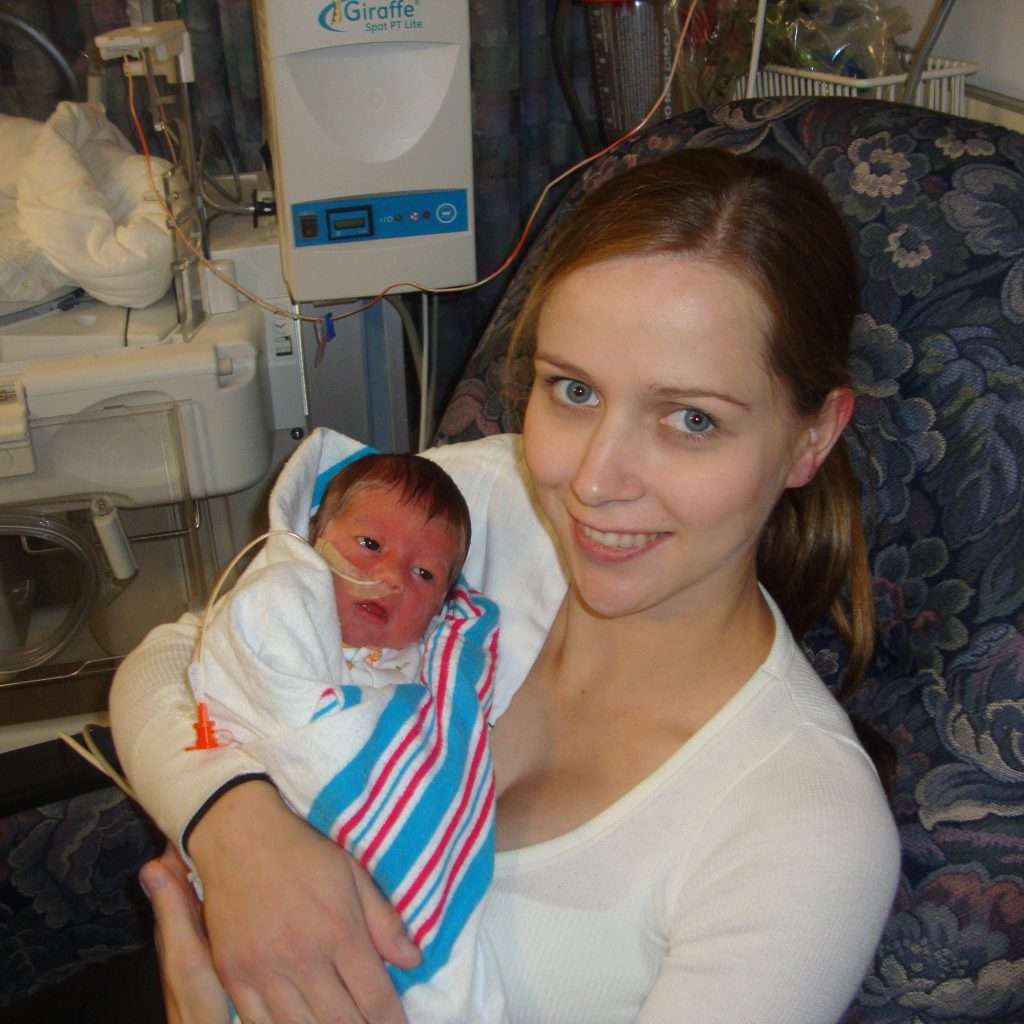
[523, 254, 842, 622]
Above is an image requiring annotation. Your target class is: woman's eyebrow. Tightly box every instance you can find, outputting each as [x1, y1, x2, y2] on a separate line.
[533, 352, 588, 376]
[649, 384, 751, 410]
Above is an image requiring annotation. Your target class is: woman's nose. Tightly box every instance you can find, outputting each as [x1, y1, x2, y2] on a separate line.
[570, 416, 645, 506]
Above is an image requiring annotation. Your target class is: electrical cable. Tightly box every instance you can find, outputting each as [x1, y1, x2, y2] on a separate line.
[124, 57, 323, 332]
[384, 294, 423, 390]
[429, 293, 439, 444]
[418, 291, 432, 451]
[552, 0, 600, 155]
[198, 124, 243, 204]
[0, 12, 80, 102]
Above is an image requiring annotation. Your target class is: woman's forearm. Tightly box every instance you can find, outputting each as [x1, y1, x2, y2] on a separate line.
[109, 614, 267, 849]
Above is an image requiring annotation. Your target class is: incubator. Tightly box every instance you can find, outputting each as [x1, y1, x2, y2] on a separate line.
[0, 19, 293, 749]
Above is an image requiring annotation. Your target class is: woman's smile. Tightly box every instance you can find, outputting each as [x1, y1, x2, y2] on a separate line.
[573, 518, 670, 561]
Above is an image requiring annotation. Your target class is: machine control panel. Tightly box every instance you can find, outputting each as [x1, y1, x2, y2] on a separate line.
[291, 189, 469, 249]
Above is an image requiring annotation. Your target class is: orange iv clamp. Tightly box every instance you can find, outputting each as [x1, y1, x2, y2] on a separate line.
[186, 700, 222, 750]
[185, 662, 223, 750]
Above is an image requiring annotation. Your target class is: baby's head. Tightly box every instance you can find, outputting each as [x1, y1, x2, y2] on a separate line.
[310, 454, 470, 650]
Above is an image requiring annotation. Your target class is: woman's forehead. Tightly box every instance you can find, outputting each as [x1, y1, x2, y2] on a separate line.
[537, 256, 774, 387]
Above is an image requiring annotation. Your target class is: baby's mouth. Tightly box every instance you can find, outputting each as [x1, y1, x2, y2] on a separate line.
[355, 600, 389, 624]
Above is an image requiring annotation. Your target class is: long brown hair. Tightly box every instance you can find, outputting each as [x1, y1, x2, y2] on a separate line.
[508, 149, 874, 693]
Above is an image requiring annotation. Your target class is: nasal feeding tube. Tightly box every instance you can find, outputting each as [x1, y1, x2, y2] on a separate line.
[185, 530, 393, 750]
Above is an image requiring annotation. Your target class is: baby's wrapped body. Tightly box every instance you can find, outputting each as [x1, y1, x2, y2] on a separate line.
[196, 430, 504, 1023]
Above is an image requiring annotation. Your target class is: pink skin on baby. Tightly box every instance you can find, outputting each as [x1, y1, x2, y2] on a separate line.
[316, 485, 461, 650]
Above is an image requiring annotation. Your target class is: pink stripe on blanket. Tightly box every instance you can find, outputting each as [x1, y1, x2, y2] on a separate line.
[334, 617, 461, 860]
[395, 706, 491, 916]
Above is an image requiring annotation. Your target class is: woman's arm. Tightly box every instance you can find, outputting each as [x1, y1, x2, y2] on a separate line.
[109, 619, 419, 1022]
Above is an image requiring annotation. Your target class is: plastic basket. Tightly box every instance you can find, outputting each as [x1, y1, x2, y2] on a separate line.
[734, 56, 977, 116]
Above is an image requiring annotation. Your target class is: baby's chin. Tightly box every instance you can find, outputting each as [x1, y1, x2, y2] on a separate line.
[338, 604, 426, 651]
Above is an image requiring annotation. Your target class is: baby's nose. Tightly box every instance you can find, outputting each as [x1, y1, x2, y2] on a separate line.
[377, 560, 404, 594]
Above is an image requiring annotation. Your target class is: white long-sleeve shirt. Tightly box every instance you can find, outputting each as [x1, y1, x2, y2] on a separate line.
[111, 432, 899, 1024]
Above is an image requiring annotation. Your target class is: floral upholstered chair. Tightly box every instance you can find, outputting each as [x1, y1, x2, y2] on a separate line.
[437, 97, 1024, 1024]
[2, 96, 1022, 1022]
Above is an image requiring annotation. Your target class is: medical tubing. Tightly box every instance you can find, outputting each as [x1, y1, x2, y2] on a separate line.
[0, 512, 101, 675]
[0, 13, 80, 102]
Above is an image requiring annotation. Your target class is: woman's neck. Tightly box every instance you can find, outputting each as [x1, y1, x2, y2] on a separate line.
[545, 575, 775, 711]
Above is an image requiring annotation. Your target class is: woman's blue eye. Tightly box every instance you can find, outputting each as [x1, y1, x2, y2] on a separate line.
[553, 378, 598, 406]
[665, 408, 715, 437]
[357, 536, 380, 551]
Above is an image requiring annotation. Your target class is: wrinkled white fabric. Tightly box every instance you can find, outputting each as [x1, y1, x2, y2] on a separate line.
[1, 103, 172, 306]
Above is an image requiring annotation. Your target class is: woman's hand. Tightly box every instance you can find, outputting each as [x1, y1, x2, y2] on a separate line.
[186, 780, 420, 1024]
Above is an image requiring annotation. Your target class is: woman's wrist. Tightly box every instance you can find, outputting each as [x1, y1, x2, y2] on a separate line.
[185, 776, 285, 871]
[181, 773, 274, 857]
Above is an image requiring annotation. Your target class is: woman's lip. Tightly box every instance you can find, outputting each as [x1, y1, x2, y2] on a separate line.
[572, 519, 669, 561]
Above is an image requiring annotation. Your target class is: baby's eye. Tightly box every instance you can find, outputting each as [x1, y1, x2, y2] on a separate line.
[412, 567, 435, 582]
[551, 377, 598, 407]
[357, 536, 380, 551]
[664, 407, 716, 438]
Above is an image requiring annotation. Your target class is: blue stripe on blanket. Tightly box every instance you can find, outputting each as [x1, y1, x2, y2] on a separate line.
[403, 744, 493, 926]
[345, 605, 454, 850]
[311, 685, 364, 721]
[349, 708, 436, 848]
[387, 831, 494, 996]
[310, 445, 377, 513]
[306, 683, 428, 837]
[371, 595, 497, 892]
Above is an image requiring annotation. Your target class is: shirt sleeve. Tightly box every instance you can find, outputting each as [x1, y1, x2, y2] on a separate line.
[108, 613, 270, 851]
[637, 726, 900, 1024]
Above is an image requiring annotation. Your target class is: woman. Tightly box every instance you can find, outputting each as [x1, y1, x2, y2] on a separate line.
[112, 148, 900, 1023]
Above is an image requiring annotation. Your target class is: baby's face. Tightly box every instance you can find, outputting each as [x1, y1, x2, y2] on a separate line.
[318, 484, 461, 649]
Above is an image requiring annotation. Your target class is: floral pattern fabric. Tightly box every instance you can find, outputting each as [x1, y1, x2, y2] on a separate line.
[436, 97, 1024, 1024]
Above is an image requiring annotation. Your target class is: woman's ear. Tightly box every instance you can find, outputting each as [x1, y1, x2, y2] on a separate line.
[785, 387, 855, 489]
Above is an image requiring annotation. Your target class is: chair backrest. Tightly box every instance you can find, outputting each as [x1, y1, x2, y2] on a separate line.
[437, 96, 1024, 1024]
